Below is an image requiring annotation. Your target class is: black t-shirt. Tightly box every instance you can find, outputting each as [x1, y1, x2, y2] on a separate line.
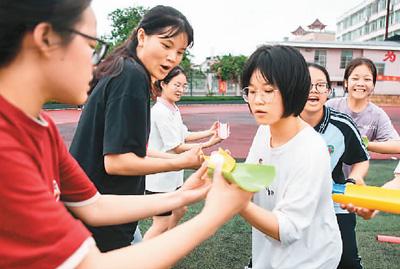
[70, 58, 150, 251]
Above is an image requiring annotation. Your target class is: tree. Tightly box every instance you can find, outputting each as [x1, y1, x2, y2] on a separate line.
[105, 6, 148, 49]
[211, 54, 248, 82]
[180, 50, 194, 74]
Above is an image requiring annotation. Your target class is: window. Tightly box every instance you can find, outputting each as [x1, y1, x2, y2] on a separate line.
[378, 0, 386, 12]
[363, 24, 370, 35]
[370, 21, 377, 32]
[375, 63, 385, 75]
[378, 17, 386, 29]
[314, 50, 327, 67]
[340, 50, 353, 69]
[395, 10, 400, 23]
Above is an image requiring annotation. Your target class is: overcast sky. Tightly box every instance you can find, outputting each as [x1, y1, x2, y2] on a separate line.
[92, 0, 363, 64]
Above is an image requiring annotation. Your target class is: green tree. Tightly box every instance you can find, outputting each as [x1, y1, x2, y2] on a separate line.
[211, 54, 248, 82]
[106, 6, 148, 49]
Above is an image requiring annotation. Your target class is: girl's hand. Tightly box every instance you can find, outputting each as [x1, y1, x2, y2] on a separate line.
[209, 121, 219, 135]
[178, 146, 203, 169]
[340, 203, 378, 220]
[202, 163, 253, 222]
[201, 133, 223, 148]
[178, 163, 211, 205]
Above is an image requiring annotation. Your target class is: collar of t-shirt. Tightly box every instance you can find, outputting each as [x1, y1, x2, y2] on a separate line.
[0, 94, 49, 130]
[314, 105, 330, 134]
[157, 97, 179, 113]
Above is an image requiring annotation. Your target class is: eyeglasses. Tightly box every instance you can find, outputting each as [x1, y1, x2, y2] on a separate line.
[67, 29, 109, 65]
[241, 87, 279, 103]
[172, 83, 188, 91]
[310, 82, 330, 94]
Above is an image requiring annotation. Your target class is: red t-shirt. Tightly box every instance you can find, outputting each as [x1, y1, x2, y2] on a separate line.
[0, 96, 99, 269]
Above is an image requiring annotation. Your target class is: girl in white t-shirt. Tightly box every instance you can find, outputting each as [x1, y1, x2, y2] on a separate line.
[144, 66, 224, 240]
[240, 45, 342, 269]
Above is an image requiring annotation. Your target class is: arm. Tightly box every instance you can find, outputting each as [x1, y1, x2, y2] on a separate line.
[240, 202, 280, 240]
[173, 133, 223, 154]
[185, 121, 219, 142]
[367, 139, 400, 154]
[348, 160, 369, 185]
[77, 163, 253, 269]
[104, 147, 202, 176]
[341, 166, 400, 220]
[70, 164, 210, 226]
[146, 148, 178, 159]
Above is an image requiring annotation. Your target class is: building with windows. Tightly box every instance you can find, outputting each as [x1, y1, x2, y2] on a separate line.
[266, 40, 400, 96]
[337, 0, 400, 41]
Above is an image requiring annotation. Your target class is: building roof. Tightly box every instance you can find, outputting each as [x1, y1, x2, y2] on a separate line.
[307, 19, 326, 30]
[291, 26, 307, 36]
[265, 40, 400, 51]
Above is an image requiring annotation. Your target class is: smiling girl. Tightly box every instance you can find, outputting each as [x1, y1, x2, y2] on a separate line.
[327, 58, 400, 155]
[144, 66, 223, 240]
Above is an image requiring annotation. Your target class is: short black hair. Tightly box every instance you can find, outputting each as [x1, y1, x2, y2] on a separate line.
[307, 62, 332, 89]
[241, 45, 311, 117]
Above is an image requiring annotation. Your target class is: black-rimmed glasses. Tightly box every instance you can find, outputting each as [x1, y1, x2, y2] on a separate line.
[67, 29, 109, 65]
[310, 82, 330, 94]
[241, 87, 279, 103]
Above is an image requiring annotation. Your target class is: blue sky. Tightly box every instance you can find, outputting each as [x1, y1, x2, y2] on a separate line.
[92, 0, 363, 63]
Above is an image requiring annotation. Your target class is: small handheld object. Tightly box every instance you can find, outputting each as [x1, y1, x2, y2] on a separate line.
[217, 122, 230, 139]
[204, 148, 275, 192]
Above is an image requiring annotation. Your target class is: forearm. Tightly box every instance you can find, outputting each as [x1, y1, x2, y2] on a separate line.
[240, 202, 280, 240]
[104, 152, 183, 176]
[77, 211, 222, 269]
[147, 148, 177, 159]
[348, 160, 369, 185]
[367, 140, 400, 154]
[173, 143, 202, 154]
[70, 192, 185, 227]
[185, 130, 212, 141]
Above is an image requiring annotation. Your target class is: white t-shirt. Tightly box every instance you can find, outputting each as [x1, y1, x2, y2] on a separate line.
[394, 160, 400, 175]
[246, 125, 342, 269]
[145, 100, 189, 192]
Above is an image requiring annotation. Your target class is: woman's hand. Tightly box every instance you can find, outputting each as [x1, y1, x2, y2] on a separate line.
[177, 146, 203, 169]
[340, 203, 378, 220]
[201, 163, 253, 222]
[178, 163, 211, 205]
[201, 133, 223, 148]
[208, 121, 219, 135]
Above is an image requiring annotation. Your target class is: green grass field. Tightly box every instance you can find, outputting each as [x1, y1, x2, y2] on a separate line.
[139, 160, 400, 269]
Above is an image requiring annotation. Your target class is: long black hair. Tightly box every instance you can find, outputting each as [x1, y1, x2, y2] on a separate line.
[0, 0, 92, 68]
[91, 5, 193, 88]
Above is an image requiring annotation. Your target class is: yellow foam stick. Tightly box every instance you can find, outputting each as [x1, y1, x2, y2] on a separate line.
[332, 184, 400, 214]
